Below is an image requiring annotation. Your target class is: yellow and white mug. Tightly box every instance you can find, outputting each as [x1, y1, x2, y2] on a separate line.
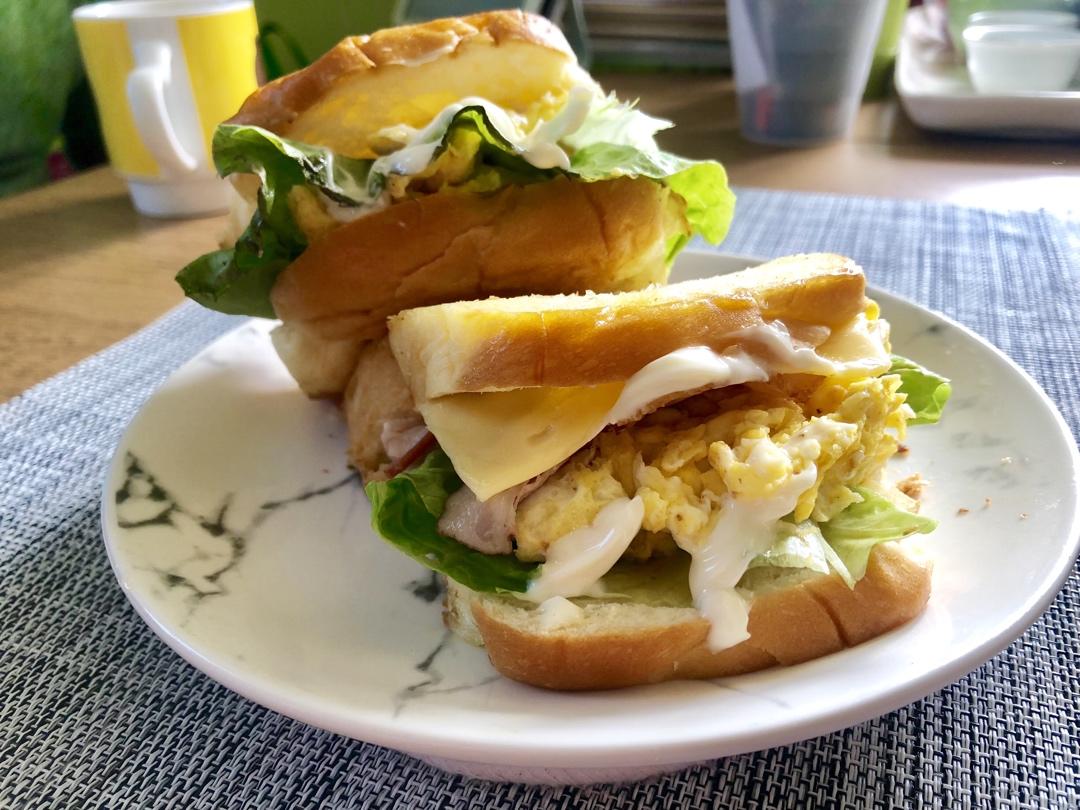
[73, 0, 257, 217]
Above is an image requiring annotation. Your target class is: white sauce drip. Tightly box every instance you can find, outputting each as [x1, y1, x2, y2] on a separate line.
[319, 190, 390, 224]
[604, 319, 886, 429]
[524, 496, 644, 603]
[519, 86, 594, 170]
[369, 88, 595, 181]
[537, 596, 585, 630]
[686, 420, 838, 651]
[606, 346, 770, 426]
[733, 322, 838, 375]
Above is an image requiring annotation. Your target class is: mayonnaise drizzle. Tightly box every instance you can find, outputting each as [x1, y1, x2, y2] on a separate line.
[606, 346, 770, 426]
[519, 86, 594, 170]
[524, 496, 644, 603]
[537, 596, 585, 630]
[605, 319, 887, 429]
[733, 322, 838, 375]
[686, 420, 838, 650]
[368, 87, 596, 183]
[319, 190, 389, 223]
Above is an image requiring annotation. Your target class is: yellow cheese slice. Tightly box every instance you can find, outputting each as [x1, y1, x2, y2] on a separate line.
[419, 383, 624, 501]
[816, 313, 891, 380]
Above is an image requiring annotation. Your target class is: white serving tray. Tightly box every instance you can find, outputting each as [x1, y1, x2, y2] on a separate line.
[895, 7, 1080, 138]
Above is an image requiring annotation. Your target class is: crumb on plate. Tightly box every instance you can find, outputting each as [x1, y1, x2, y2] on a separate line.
[898, 473, 927, 501]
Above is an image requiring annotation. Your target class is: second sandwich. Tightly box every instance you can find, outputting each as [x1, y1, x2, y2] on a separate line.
[174, 10, 736, 398]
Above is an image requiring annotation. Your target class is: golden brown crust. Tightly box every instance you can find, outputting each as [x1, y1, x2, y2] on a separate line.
[390, 254, 867, 400]
[228, 11, 575, 155]
[452, 543, 931, 690]
[272, 176, 684, 344]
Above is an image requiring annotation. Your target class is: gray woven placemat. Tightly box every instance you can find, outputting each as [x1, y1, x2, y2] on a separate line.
[2, 188, 1078, 809]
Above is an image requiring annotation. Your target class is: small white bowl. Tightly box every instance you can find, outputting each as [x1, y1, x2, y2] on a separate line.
[967, 10, 1078, 29]
[963, 24, 1080, 93]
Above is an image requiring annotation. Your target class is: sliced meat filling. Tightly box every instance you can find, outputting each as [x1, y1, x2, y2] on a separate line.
[437, 468, 558, 555]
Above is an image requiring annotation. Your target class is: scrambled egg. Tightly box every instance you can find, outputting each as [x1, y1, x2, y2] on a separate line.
[514, 374, 911, 561]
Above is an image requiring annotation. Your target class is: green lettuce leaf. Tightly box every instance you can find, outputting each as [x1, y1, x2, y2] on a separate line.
[820, 488, 937, 580]
[400, 106, 556, 186]
[212, 123, 374, 206]
[748, 489, 938, 589]
[570, 143, 735, 244]
[180, 94, 736, 316]
[890, 354, 952, 425]
[175, 210, 297, 318]
[746, 520, 856, 588]
[562, 93, 673, 152]
[365, 449, 538, 594]
[747, 521, 831, 575]
[566, 96, 735, 244]
[176, 125, 373, 317]
[397, 101, 736, 247]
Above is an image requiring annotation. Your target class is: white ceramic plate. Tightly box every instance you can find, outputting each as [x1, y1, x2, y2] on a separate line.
[896, 7, 1080, 138]
[101, 251, 1080, 785]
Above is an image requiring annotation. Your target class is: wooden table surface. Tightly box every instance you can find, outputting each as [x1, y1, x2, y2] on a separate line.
[1, 74, 1077, 402]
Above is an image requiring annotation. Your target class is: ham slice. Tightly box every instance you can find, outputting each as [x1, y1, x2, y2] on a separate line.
[438, 468, 558, 555]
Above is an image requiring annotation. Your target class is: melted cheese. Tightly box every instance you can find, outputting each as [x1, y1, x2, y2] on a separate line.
[423, 319, 890, 502]
[419, 383, 623, 501]
[685, 419, 839, 651]
[524, 496, 645, 603]
[816, 313, 891, 380]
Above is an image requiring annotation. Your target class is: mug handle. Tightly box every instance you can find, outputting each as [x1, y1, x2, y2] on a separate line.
[126, 41, 198, 175]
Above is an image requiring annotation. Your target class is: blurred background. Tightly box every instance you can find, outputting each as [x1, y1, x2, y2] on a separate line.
[3, 0, 1078, 199]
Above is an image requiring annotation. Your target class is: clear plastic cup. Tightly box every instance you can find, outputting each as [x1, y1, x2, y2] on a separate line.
[729, 0, 888, 146]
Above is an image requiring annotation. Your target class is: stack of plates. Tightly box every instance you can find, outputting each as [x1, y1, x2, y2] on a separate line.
[583, 0, 729, 70]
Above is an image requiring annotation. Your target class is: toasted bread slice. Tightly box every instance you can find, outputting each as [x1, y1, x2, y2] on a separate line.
[389, 253, 867, 401]
[272, 176, 686, 344]
[229, 11, 589, 158]
[445, 543, 931, 690]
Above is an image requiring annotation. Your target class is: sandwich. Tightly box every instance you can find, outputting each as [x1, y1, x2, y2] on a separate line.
[174, 10, 735, 400]
[364, 254, 952, 690]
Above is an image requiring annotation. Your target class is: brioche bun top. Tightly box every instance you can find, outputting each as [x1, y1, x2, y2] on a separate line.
[229, 10, 592, 158]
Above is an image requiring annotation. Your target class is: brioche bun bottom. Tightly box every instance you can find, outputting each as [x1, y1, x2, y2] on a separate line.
[270, 177, 686, 397]
[444, 542, 932, 691]
[273, 176, 685, 345]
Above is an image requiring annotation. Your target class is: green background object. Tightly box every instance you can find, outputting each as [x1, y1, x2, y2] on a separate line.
[0, 0, 86, 196]
[253, 0, 399, 79]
